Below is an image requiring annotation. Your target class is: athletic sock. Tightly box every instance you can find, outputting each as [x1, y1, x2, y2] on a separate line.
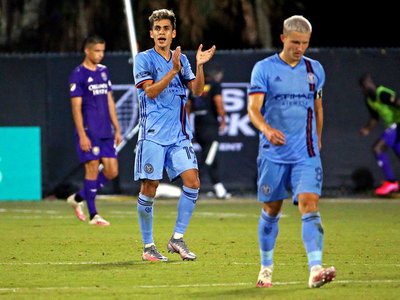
[302, 212, 324, 270]
[137, 193, 154, 245]
[83, 179, 98, 216]
[75, 192, 84, 202]
[375, 152, 396, 182]
[96, 172, 109, 190]
[173, 186, 198, 234]
[173, 232, 184, 239]
[258, 209, 280, 267]
[76, 172, 109, 202]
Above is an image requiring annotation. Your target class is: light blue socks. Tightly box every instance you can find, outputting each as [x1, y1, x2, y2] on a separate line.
[258, 209, 281, 267]
[301, 212, 324, 270]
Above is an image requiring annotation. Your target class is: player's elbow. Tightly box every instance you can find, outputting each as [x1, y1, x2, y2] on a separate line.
[144, 89, 157, 100]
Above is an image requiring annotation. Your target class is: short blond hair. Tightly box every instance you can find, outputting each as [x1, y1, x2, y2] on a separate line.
[283, 15, 312, 34]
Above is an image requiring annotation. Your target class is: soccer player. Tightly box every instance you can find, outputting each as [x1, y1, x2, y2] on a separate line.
[247, 16, 336, 288]
[133, 9, 215, 261]
[67, 35, 122, 226]
[359, 73, 400, 195]
[187, 64, 231, 199]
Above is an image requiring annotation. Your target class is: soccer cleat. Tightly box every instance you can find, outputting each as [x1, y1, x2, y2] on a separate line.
[256, 267, 273, 287]
[167, 237, 197, 260]
[88, 214, 110, 226]
[66, 193, 86, 221]
[308, 266, 337, 288]
[142, 245, 168, 261]
[217, 192, 232, 199]
[375, 181, 399, 195]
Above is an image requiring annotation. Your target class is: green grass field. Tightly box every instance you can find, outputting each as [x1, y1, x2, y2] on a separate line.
[0, 196, 399, 299]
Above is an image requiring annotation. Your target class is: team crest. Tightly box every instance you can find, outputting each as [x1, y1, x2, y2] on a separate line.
[101, 72, 107, 81]
[144, 163, 154, 174]
[70, 83, 76, 92]
[261, 184, 272, 195]
[92, 146, 100, 156]
[307, 72, 316, 84]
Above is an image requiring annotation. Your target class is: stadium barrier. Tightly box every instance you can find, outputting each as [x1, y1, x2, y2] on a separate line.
[1, 48, 400, 198]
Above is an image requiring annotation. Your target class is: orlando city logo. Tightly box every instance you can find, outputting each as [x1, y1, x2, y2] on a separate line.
[144, 163, 154, 174]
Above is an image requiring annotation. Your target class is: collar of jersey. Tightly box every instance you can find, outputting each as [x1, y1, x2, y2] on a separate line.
[153, 48, 172, 63]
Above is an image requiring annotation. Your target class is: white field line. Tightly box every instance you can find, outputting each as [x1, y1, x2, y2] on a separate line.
[1, 261, 399, 267]
[1, 279, 400, 292]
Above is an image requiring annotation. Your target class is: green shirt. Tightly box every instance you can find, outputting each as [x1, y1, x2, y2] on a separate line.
[367, 86, 400, 128]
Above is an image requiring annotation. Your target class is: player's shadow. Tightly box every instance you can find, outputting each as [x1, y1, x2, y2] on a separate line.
[77, 260, 184, 270]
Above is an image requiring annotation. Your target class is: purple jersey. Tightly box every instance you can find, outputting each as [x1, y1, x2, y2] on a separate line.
[69, 64, 113, 138]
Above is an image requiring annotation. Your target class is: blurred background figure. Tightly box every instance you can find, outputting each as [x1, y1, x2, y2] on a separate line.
[359, 73, 400, 195]
[187, 64, 231, 199]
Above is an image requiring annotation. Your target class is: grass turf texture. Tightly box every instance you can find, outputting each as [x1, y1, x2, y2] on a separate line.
[0, 197, 399, 299]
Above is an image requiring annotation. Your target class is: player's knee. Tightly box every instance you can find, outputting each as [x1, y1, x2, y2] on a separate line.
[85, 161, 100, 180]
[141, 180, 159, 198]
[298, 201, 318, 215]
[104, 167, 118, 180]
[185, 177, 200, 190]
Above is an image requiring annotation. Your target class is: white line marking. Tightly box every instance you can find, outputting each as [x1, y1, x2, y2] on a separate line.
[2, 261, 399, 268]
[1, 279, 399, 292]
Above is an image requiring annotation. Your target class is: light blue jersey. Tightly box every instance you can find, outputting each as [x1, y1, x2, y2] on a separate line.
[134, 48, 196, 146]
[248, 54, 325, 163]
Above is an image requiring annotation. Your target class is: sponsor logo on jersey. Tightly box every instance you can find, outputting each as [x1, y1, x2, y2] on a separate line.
[135, 71, 151, 79]
[88, 83, 108, 95]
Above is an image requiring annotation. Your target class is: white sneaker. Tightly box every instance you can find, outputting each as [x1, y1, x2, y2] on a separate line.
[308, 265, 337, 288]
[213, 183, 232, 199]
[256, 267, 273, 287]
[66, 193, 86, 221]
[88, 214, 110, 226]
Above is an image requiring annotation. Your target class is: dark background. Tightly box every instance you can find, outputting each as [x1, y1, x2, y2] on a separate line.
[1, 48, 398, 197]
[1, 0, 400, 52]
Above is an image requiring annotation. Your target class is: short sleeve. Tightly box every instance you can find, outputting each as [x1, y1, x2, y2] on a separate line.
[69, 70, 84, 98]
[248, 61, 268, 95]
[209, 82, 222, 98]
[106, 68, 112, 91]
[316, 62, 325, 91]
[134, 52, 154, 89]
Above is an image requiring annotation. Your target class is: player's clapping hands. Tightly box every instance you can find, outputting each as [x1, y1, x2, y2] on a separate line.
[196, 44, 216, 66]
[172, 46, 181, 72]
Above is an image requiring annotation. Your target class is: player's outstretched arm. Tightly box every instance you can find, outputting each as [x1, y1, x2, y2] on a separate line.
[248, 93, 285, 146]
[189, 44, 216, 96]
[142, 47, 182, 100]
